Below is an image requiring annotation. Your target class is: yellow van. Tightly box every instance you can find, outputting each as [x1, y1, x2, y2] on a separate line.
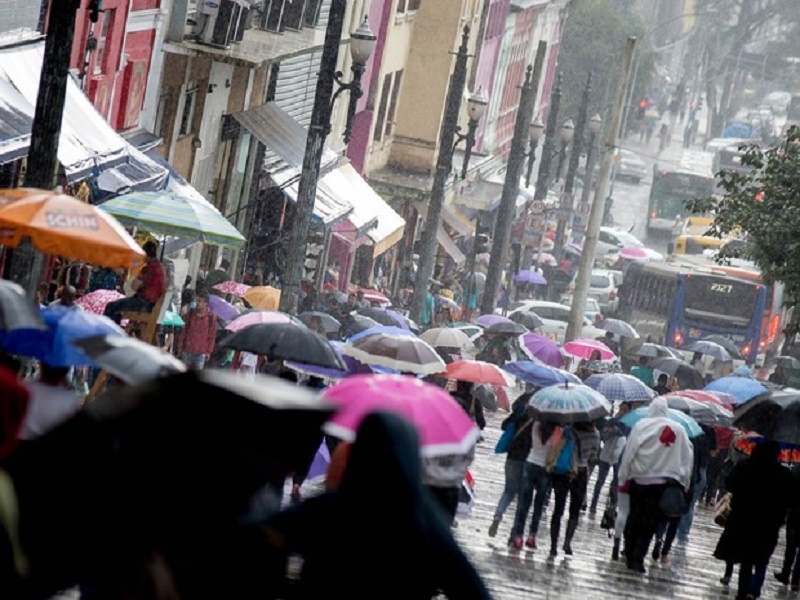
[669, 235, 727, 255]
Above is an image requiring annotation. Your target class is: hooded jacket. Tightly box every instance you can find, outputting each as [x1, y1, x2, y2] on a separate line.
[618, 397, 694, 490]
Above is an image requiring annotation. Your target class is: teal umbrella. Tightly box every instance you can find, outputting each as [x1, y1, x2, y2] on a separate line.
[161, 311, 184, 327]
[98, 191, 245, 249]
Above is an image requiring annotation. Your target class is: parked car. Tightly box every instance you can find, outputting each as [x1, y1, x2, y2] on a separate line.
[580, 149, 647, 184]
[587, 269, 621, 315]
[595, 226, 646, 257]
[561, 295, 603, 323]
[759, 91, 792, 116]
[503, 300, 605, 344]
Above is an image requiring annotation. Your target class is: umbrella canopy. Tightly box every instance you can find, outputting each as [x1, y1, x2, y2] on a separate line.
[343, 331, 445, 375]
[600, 318, 639, 339]
[528, 382, 612, 424]
[628, 342, 683, 359]
[474, 314, 512, 328]
[519, 332, 564, 367]
[420, 327, 476, 354]
[445, 359, 513, 386]
[663, 394, 731, 426]
[385, 309, 413, 331]
[359, 289, 390, 306]
[213, 281, 251, 297]
[733, 388, 800, 443]
[513, 269, 547, 285]
[683, 340, 732, 362]
[677, 389, 736, 411]
[770, 356, 800, 370]
[706, 377, 768, 403]
[436, 295, 459, 310]
[731, 432, 800, 465]
[503, 360, 581, 387]
[74, 289, 125, 315]
[243, 286, 281, 311]
[532, 252, 557, 267]
[342, 313, 382, 334]
[3, 306, 125, 367]
[650, 357, 705, 390]
[347, 325, 417, 343]
[485, 321, 528, 337]
[584, 373, 657, 404]
[620, 406, 704, 438]
[509, 311, 544, 330]
[298, 311, 341, 333]
[225, 310, 295, 332]
[74, 334, 186, 384]
[98, 191, 245, 248]
[322, 374, 480, 456]
[208, 295, 240, 322]
[222, 322, 344, 369]
[0, 279, 46, 334]
[357, 307, 399, 328]
[702, 335, 743, 360]
[161, 311, 184, 327]
[0, 188, 145, 270]
[563, 338, 615, 360]
[618, 246, 649, 261]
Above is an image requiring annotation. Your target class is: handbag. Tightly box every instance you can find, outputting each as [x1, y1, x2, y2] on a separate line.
[599, 504, 617, 531]
[658, 481, 689, 518]
[714, 492, 732, 527]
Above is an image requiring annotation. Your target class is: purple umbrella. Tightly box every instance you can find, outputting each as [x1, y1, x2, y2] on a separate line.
[513, 269, 548, 285]
[519, 331, 564, 367]
[207, 295, 240, 322]
[307, 441, 331, 479]
[385, 309, 410, 330]
[474, 314, 512, 328]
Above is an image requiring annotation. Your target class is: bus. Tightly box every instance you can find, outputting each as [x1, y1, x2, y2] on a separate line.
[617, 261, 771, 363]
[647, 148, 715, 236]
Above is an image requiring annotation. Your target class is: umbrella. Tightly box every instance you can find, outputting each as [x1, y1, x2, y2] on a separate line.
[663, 394, 729, 425]
[322, 374, 480, 456]
[706, 377, 768, 403]
[527, 382, 612, 424]
[222, 322, 345, 369]
[436, 295, 459, 311]
[298, 311, 341, 333]
[677, 389, 736, 411]
[513, 269, 548, 285]
[584, 373, 657, 404]
[359, 289, 390, 305]
[733, 388, 800, 444]
[243, 286, 281, 310]
[385, 309, 413, 331]
[627, 342, 683, 359]
[74, 289, 125, 315]
[357, 307, 398, 328]
[283, 340, 393, 381]
[683, 340, 732, 363]
[485, 321, 528, 337]
[532, 252, 557, 266]
[343, 313, 382, 334]
[702, 335, 743, 360]
[600, 318, 640, 339]
[348, 325, 417, 343]
[420, 327, 476, 354]
[307, 442, 332, 480]
[0, 279, 46, 334]
[474, 314, 512, 328]
[731, 432, 800, 465]
[343, 332, 446, 375]
[618, 246, 650, 261]
[161, 311, 185, 327]
[213, 281, 251, 297]
[445, 359, 513, 386]
[519, 332, 564, 367]
[226, 310, 295, 332]
[565, 242, 582, 256]
[3, 306, 125, 367]
[769, 356, 800, 370]
[208, 295, 240, 322]
[465, 272, 486, 290]
[563, 338, 615, 360]
[98, 191, 246, 248]
[74, 334, 186, 384]
[650, 357, 705, 390]
[620, 406, 704, 438]
[0, 188, 145, 270]
[502, 360, 581, 387]
[509, 311, 544, 330]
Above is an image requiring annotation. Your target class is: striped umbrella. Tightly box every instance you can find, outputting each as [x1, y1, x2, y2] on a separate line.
[584, 373, 657, 404]
[527, 382, 611, 424]
[98, 191, 246, 248]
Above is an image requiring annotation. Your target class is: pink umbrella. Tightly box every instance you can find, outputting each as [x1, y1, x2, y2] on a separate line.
[225, 310, 295, 332]
[322, 374, 481, 457]
[359, 288, 390, 306]
[563, 338, 615, 360]
[676, 389, 735, 412]
[532, 252, 557, 266]
[618, 246, 649, 261]
[75, 290, 125, 314]
[519, 332, 564, 367]
[213, 281, 251, 297]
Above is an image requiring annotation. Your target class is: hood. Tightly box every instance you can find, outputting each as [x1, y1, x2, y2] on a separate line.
[648, 396, 669, 419]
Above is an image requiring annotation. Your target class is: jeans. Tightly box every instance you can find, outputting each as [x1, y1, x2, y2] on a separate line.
[182, 352, 206, 370]
[590, 461, 618, 510]
[739, 562, 768, 599]
[494, 458, 525, 519]
[655, 516, 680, 556]
[678, 467, 706, 541]
[511, 462, 550, 538]
[104, 295, 154, 324]
[625, 481, 668, 568]
[614, 492, 630, 540]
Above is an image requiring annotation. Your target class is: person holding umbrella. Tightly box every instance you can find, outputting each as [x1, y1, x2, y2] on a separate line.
[177, 293, 217, 370]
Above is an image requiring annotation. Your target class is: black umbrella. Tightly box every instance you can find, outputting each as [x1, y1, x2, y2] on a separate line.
[509, 311, 544, 330]
[0, 279, 46, 333]
[298, 311, 341, 332]
[357, 307, 398, 327]
[702, 335, 743, 360]
[734, 388, 800, 444]
[649, 357, 704, 390]
[344, 314, 381, 334]
[627, 342, 682, 359]
[486, 321, 528, 336]
[74, 334, 186, 384]
[222, 322, 345, 369]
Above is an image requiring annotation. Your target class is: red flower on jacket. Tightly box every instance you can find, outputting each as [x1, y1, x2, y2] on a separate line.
[660, 425, 677, 447]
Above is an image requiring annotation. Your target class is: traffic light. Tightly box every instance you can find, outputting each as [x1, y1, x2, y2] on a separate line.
[474, 223, 491, 255]
[89, 0, 102, 23]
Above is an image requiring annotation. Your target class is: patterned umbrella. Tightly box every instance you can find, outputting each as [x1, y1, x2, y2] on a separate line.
[667, 392, 734, 423]
[474, 314, 512, 328]
[620, 406, 704, 438]
[677, 389, 736, 411]
[213, 281, 251, 297]
[75, 289, 125, 315]
[359, 289, 390, 306]
[706, 377, 768, 403]
[585, 373, 657, 403]
[519, 332, 564, 367]
[503, 360, 580, 387]
[563, 338, 615, 360]
[445, 359, 513, 386]
[347, 325, 416, 343]
[527, 382, 611, 424]
[343, 331, 445, 375]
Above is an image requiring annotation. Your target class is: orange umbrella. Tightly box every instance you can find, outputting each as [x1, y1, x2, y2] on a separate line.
[0, 188, 145, 270]
[243, 285, 281, 310]
[445, 359, 513, 386]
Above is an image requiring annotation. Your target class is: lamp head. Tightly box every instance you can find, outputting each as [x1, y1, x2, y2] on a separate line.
[350, 16, 377, 66]
[560, 118, 575, 143]
[467, 88, 488, 122]
[529, 117, 545, 143]
[589, 114, 603, 135]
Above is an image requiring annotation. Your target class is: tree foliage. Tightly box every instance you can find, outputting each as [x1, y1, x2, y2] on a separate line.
[558, 0, 652, 121]
[687, 126, 800, 328]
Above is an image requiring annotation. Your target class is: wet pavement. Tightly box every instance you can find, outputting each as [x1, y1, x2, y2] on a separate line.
[455, 409, 794, 599]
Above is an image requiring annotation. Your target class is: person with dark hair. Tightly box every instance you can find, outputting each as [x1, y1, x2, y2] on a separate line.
[19, 363, 80, 441]
[652, 373, 670, 395]
[103, 240, 167, 324]
[451, 380, 485, 430]
[205, 258, 232, 294]
[177, 293, 216, 370]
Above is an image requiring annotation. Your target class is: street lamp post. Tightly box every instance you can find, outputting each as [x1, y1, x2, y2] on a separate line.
[554, 118, 575, 182]
[454, 89, 489, 179]
[524, 117, 545, 188]
[279, 8, 377, 315]
[577, 113, 604, 215]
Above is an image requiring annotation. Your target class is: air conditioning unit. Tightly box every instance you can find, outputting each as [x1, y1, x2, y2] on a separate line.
[193, 0, 241, 48]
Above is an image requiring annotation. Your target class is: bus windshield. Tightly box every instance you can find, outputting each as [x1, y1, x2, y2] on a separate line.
[683, 275, 760, 327]
[651, 172, 715, 220]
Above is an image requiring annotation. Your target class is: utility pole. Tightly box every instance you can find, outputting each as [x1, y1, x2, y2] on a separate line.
[279, 0, 346, 315]
[409, 26, 472, 325]
[565, 36, 637, 343]
[553, 71, 592, 261]
[480, 43, 546, 316]
[9, 0, 82, 295]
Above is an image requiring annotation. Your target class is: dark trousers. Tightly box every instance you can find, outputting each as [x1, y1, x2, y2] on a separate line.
[781, 524, 800, 585]
[590, 461, 618, 510]
[625, 481, 668, 569]
[552, 469, 588, 524]
[655, 516, 680, 556]
[103, 295, 153, 324]
[738, 562, 768, 599]
[426, 485, 459, 527]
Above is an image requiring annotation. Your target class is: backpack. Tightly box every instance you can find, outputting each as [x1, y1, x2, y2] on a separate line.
[552, 427, 576, 476]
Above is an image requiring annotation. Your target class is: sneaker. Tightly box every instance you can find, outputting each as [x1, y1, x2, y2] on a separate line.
[525, 535, 537, 549]
[660, 554, 670, 565]
[488, 517, 501, 538]
[774, 571, 790, 585]
[509, 536, 523, 550]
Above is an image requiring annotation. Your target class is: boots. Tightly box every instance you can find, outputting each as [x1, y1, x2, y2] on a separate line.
[651, 538, 663, 561]
[612, 538, 621, 561]
[550, 519, 561, 557]
[564, 518, 579, 556]
[488, 516, 501, 538]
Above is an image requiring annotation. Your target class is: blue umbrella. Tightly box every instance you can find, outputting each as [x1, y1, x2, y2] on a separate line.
[347, 325, 417, 343]
[503, 360, 580, 387]
[285, 341, 397, 379]
[584, 373, 657, 404]
[705, 377, 767, 403]
[3, 306, 125, 367]
[528, 382, 611, 424]
[620, 406, 704, 438]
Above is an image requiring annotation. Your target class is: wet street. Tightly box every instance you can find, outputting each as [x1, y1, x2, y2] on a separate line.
[454, 410, 792, 599]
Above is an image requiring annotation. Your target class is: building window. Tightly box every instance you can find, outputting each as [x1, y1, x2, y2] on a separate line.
[373, 73, 392, 142]
[397, 0, 407, 13]
[407, 0, 420, 11]
[154, 87, 172, 138]
[282, 0, 306, 31]
[93, 9, 114, 76]
[179, 85, 197, 136]
[384, 70, 403, 138]
[304, 0, 323, 27]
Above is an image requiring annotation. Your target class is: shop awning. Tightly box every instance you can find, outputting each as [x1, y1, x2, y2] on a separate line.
[271, 165, 352, 226]
[414, 201, 466, 265]
[442, 204, 475, 238]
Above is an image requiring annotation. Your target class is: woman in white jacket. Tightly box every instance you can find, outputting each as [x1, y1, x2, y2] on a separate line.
[618, 397, 694, 574]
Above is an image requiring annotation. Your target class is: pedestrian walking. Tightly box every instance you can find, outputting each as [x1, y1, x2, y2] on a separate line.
[589, 413, 629, 515]
[774, 465, 800, 591]
[177, 293, 217, 370]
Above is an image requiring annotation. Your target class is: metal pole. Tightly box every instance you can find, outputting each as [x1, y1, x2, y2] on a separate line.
[409, 26, 472, 325]
[481, 42, 546, 316]
[463, 209, 483, 321]
[579, 130, 599, 206]
[621, 50, 641, 139]
[524, 139, 539, 188]
[533, 73, 562, 203]
[565, 37, 637, 343]
[279, 0, 347, 315]
[9, 0, 82, 295]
